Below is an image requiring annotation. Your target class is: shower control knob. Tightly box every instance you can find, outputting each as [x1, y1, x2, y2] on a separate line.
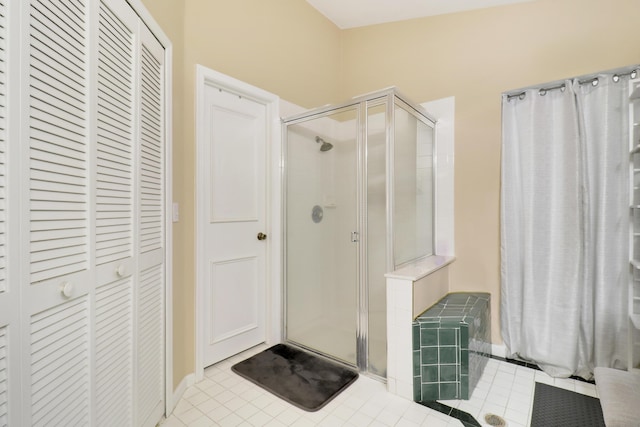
[257, 232, 267, 241]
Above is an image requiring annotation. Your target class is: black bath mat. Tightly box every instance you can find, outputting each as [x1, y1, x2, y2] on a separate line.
[530, 382, 605, 427]
[231, 344, 358, 412]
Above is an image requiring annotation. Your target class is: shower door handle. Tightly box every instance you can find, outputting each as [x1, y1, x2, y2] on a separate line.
[257, 232, 267, 241]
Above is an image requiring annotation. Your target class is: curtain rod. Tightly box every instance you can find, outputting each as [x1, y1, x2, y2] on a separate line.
[505, 67, 639, 102]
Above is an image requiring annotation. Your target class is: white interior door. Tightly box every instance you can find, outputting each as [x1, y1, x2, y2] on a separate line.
[201, 85, 267, 367]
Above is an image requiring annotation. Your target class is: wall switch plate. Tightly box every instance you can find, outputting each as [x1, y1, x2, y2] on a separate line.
[172, 202, 179, 222]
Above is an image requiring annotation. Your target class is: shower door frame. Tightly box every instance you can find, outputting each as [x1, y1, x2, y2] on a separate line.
[281, 88, 436, 379]
[281, 101, 364, 372]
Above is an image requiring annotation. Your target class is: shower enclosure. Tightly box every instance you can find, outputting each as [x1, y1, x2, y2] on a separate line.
[283, 88, 436, 378]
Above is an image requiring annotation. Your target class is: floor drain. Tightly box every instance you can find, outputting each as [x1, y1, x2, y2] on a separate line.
[484, 413, 507, 426]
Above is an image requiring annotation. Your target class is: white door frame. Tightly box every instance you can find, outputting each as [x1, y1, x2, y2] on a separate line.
[195, 65, 281, 381]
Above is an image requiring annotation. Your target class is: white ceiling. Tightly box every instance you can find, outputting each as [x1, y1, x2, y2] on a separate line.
[306, 0, 535, 29]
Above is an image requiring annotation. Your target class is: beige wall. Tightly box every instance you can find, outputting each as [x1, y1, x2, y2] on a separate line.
[341, 0, 640, 344]
[142, 0, 342, 388]
[183, 0, 343, 109]
[141, 0, 640, 389]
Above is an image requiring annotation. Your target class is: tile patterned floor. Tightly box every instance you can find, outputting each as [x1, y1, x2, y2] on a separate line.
[161, 344, 598, 427]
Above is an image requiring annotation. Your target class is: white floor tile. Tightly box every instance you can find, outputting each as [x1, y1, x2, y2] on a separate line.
[186, 416, 217, 427]
[317, 413, 346, 426]
[178, 407, 207, 425]
[167, 346, 604, 427]
[161, 416, 186, 427]
[233, 403, 260, 420]
[205, 405, 232, 421]
[196, 398, 222, 415]
[375, 408, 402, 426]
[245, 410, 273, 426]
[394, 417, 421, 427]
[217, 412, 244, 427]
[346, 411, 374, 426]
[173, 399, 195, 416]
[554, 377, 576, 391]
[505, 405, 529, 425]
[278, 408, 303, 425]
[575, 381, 598, 397]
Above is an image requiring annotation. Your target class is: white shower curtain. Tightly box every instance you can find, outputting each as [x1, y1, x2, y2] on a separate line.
[501, 73, 630, 379]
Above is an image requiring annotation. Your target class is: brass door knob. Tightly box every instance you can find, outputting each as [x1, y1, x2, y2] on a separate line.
[257, 232, 267, 241]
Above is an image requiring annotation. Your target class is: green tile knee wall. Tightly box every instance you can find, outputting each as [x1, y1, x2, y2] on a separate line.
[412, 292, 491, 401]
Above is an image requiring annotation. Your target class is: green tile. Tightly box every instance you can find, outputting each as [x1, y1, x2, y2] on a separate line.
[460, 325, 469, 350]
[413, 377, 422, 401]
[441, 320, 462, 328]
[439, 382, 458, 399]
[460, 350, 469, 375]
[419, 321, 440, 329]
[439, 365, 457, 382]
[422, 365, 439, 383]
[413, 350, 421, 376]
[421, 347, 438, 365]
[421, 383, 440, 401]
[412, 324, 420, 350]
[439, 347, 457, 364]
[421, 329, 438, 346]
[441, 309, 464, 318]
[438, 329, 456, 346]
[461, 375, 469, 399]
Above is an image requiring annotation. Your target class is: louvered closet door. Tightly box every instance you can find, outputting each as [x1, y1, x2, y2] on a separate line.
[136, 22, 165, 427]
[95, 1, 137, 426]
[21, 1, 166, 426]
[0, 1, 17, 426]
[25, 1, 93, 426]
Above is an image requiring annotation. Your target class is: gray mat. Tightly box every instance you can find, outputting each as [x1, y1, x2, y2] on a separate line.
[530, 382, 605, 427]
[231, 344, 359, 412]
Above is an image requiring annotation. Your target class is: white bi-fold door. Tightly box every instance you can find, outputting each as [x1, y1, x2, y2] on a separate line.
[0, 1, 167, 426]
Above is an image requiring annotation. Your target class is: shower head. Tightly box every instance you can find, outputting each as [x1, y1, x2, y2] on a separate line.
[315, 136, 334, 152]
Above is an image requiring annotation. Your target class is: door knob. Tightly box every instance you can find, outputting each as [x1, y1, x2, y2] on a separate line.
[257, 232, 267, 241]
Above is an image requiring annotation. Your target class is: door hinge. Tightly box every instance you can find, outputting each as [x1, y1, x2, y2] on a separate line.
[351, 231, 359, 243]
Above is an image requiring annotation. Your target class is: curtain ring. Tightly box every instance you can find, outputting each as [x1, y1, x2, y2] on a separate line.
[592, 78, 599, 86]
[632, 70, 638, 79]
[612, 74, 620, 83]
[539, 88, 547, 96]
[519, 93, 526, 100]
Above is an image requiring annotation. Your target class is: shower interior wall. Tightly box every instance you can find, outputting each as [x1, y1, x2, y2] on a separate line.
[286, 113, 359, 364]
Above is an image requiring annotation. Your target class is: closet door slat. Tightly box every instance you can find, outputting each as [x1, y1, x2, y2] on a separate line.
[137, 24, 165, 427]
[29, 298, 90, 427]
[96, 0, 133, 267]
[0, 0, 7, 297]
[137, 264, 164, 424]
[94, 2, 137, 426]
[95, 277, 133, 427]
[0, 326, 7, 427]
[27, 1, 92, 426]
[29, 0, 88, 285]
[139, 43, 163, 255]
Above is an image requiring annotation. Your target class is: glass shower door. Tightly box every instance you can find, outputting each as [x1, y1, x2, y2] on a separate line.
[285, 107, 359, 366]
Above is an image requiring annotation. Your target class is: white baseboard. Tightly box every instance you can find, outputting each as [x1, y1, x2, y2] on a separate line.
[169, 373, 196, 414]
[491, 343, 507, 358]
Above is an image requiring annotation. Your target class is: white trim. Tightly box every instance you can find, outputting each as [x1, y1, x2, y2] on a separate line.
[170, 373, 196, 414]
[492, 343, 508, 358]
[195, 65, 281, 381]
[420, 97, 455, 257]
[126, 0, 174, 415]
